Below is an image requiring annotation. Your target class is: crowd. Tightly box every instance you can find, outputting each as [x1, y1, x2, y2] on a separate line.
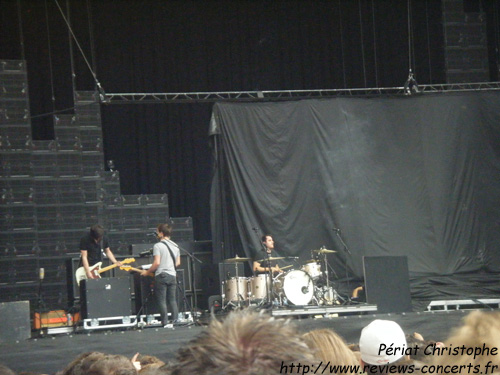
[2, 309, 500, 375]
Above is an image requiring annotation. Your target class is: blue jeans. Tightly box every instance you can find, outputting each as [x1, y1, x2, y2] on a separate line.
[154, 272, 178, 325]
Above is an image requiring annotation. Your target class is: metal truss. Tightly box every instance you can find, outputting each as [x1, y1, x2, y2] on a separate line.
[102, 82, 500, 104]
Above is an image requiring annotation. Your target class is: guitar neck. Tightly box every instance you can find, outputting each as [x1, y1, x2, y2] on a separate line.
[98, 263, 120, 274]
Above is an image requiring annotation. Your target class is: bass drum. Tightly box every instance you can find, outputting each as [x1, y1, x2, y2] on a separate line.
[274, 270, 314, 306]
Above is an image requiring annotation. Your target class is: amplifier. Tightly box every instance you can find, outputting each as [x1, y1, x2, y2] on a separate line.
[80, 277, 132, 319]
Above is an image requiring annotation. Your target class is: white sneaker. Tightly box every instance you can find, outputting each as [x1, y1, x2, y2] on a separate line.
[163, 323, 173, 329]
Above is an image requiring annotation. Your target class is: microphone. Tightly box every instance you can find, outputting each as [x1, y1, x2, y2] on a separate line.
[332, 228, 341, 233]
[39, 267, 45, 281]
[252, 227, 259, 231]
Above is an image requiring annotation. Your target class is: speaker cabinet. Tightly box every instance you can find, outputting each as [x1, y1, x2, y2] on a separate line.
[0, 301, 31, 343]
[80, 277, 132, 319]
[134, 274, 158, 315]
[200, 264, 221, 297]
[66, 257, 81, 304]
[363, 256, 412, 314]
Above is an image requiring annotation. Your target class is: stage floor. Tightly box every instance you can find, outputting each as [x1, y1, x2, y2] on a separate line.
[0, 308, 482, 374]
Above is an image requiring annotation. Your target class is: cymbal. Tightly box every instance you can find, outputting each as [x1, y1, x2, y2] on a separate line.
[312, 249, 337, 254]
[225, 256, 251, 263]
[256, 256, 286, 262]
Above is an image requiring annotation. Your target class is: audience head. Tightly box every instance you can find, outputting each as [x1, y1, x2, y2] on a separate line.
[359, 320, 407, 366]
[134, 354, 166, 373]
[432, 310, 500, 370]
[60, 352, 107, 375]
[137, 366, 170, 375]
[85, 354, 137, 375]
[169, 309, 316, 375]
[303, 329, 358, 368]
[0, 364, 16, 375]
[60, 352, 137, 375]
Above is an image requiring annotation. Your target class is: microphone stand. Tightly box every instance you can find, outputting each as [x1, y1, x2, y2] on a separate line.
[265, 248, 273, 308]
[166, 239, 202, 325]
[36, 268, 46, 335]
[334, 229, 351, 303]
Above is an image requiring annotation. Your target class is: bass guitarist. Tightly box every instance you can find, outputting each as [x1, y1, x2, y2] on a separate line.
[79, 224, 122, 281]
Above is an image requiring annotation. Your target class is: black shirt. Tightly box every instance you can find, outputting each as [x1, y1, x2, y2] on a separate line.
[79, 233, 110, 266]
[254, 253, 272, 275]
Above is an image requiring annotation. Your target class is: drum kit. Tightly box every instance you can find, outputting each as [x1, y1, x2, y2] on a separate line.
[221, 248, 342, 309]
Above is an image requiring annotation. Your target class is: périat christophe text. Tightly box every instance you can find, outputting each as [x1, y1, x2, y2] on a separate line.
[279, 343, 500, 374]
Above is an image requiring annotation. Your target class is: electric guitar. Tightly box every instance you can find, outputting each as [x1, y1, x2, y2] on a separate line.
[75, 258, 135, 286]
[119, 265, 154, 277]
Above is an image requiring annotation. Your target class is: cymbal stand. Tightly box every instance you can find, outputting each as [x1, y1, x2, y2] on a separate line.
[234, 260, 247, 308]
[264, 250, 274, 307]
[221, 263, 233, 310]
[222, 260, 247, 310]
[320, 247, 342, 305]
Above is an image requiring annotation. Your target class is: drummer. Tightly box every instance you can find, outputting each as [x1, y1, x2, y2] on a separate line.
[253, 234, 283, 275]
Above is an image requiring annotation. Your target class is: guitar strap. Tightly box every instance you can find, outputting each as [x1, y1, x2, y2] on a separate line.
[161, 240, 177, 273]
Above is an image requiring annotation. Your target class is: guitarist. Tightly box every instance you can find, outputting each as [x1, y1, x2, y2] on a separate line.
[140, 223, 180, 328]
[79, 224, 122, 280]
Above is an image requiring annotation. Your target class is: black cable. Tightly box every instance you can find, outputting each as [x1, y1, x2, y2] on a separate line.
[371, 0, 379, 87]
[53, 0, 105, 95]
[407, 0, 413, 73]
[338, 0, 347, 89]
[86, 0, 98, 89]
[44, 0, 56, 108]
[29, 102, 96, 120]
[16, 0, 26, 61]
[358, 0, 367, 87]
[425, 0, 433, 83]
[65, 0, 76, 95]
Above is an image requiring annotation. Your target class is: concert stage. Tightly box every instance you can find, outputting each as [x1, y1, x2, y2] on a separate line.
[0, 307, 486, 374]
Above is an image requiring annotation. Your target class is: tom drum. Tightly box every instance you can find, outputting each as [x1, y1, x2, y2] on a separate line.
[224, 277, 248, 303]
[248, 274, 270, 301]
[302, 262, 322, 279]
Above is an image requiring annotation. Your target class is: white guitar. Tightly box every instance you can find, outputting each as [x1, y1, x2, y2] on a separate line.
[75, 258, 135, 286]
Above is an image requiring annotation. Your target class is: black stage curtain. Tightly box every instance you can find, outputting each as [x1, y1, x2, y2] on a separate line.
[210, 92, 500, 300]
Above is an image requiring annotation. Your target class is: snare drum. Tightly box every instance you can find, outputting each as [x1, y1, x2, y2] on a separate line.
[274, 270, 313, 306]
[224, 277, 248, 302]
[248, 274, 270, 301]
[301, 262, 322, 279]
